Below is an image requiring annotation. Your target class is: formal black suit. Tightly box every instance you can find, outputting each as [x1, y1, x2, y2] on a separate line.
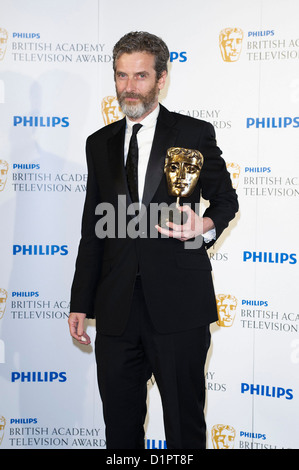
[70, 104, 238, 449]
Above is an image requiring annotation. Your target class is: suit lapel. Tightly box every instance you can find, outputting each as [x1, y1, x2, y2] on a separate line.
[107, 118, 130, 203]
[106, 106, 179, 210]
[142, 105, 178, 208]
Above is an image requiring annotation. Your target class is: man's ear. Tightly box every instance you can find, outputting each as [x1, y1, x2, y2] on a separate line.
[158, 70, 167, 90]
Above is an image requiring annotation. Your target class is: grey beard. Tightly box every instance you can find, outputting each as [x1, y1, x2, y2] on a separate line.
[117, 87, 159, 120]
[119, 101, 148, 120]
[120, 98, 160, 120]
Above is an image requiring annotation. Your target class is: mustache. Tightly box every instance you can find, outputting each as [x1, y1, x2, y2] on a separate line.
[119, 91, 142, 100]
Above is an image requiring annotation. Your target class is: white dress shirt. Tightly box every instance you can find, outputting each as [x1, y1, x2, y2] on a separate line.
[124, 104, 159, 203]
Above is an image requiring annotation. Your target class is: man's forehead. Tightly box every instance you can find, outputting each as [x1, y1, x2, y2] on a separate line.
[115, 51, 156, 70]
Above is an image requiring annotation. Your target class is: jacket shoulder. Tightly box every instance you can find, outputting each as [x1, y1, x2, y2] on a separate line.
[159, 104, 213, 132]
[86, 118, 125, 144]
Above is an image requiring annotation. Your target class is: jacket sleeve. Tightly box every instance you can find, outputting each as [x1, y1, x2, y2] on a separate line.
[70, 137, 104, 318]
[199, 122, 239, 246]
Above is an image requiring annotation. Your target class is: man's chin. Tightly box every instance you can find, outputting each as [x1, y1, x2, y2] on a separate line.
[120, 102, 145, 120]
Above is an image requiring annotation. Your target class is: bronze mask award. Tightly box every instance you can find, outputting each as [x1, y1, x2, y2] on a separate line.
[159, 147, 204, 228]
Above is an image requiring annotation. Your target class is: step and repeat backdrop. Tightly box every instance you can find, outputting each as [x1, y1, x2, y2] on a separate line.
[0, 0, 298, 450]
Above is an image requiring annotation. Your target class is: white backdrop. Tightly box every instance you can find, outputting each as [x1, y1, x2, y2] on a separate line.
[0, 0, 298, 450]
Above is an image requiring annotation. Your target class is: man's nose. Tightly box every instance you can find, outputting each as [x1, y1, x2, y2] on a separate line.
[125, 77, 136, 93]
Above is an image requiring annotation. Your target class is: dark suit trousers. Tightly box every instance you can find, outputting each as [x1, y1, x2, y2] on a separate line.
[95, 276, 211, 449]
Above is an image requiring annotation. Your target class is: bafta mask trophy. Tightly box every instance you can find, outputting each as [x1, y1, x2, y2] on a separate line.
[159, 147, 204, 228]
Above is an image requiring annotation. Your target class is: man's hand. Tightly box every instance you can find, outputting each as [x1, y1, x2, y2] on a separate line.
[68, 312, 91, 345]
[155, 205, 214, 241]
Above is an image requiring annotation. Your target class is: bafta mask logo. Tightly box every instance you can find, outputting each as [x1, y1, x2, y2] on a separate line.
[0, 289, 8, 320]
[0, 160, 9, 192]
[0, 416, 6, 446]
[0, 28, 8, 61]
[216, 294, 237, 327]
[219, 28, 244, 62]
[226, 162, 240, 189]
[159, 147, 204, 228]
[164, 147, 204, 199]
[101, 95, 124, 125]
[211, 424, 236, 449]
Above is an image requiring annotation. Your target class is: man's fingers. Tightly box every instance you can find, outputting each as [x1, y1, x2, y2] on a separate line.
[155, 224, 191, 241]
[167, 221, 184, 232]
[68, 313, 91, 345]
[178, 204, 192, 214]
[79, 331, 91, 345]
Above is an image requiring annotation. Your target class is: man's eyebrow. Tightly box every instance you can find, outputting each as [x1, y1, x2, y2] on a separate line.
[116, 70, 150, 75]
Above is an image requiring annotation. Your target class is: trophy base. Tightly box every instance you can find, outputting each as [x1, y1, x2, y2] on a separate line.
[158, 206, 187, 229]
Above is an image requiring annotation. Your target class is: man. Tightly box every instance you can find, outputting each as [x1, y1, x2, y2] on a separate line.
[68, 31, 238, 449]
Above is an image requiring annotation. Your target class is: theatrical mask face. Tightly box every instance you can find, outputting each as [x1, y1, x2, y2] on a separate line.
[0, 29, 8, 61]
[164, 148, 203, 197]
[0, 289, 7, 320]
[0, 161, 8, 192]
[219, 28, 243, 62]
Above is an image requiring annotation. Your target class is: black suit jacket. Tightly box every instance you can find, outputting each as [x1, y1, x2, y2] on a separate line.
[70, 104, 238, 335]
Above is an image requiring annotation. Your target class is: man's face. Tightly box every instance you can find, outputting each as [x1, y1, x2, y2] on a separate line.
[164, 154, 201, 197]
[115, 52, 166, 121]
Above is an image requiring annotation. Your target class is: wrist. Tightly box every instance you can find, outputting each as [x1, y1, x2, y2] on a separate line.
[202, 217, 215, 233]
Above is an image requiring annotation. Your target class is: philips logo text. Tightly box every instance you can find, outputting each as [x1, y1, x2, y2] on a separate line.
[13, 245, 68, 256]
[248, 30, 274, 37]
[242, 299, 268, 307]
[13, 116, 69, 127]
[240, 431, 266, 440]
[11, 371, 67, 383]
[244, 167, 271, 173]
[246, 116, 299, 128]
[13, 164, 40, 170]
[170, 51, 187, 62]
[243, 251, 297, 264]
[12, 33, 41, 39]
[10, 418, 38, 424]
[241, 383, 293, 400]
[12, 291, 39, 297]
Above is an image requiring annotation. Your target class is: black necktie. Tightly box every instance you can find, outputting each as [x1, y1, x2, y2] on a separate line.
[126, 123, 142, 203]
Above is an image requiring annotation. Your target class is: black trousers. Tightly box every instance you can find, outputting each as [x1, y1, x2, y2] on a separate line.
[95, 277, 211, 449]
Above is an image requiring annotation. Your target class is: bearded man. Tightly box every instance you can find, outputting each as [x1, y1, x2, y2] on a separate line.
[68, 31, 238, 449]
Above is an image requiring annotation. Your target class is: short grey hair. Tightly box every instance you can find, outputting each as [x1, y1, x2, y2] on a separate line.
[113, 31, 169, 79]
